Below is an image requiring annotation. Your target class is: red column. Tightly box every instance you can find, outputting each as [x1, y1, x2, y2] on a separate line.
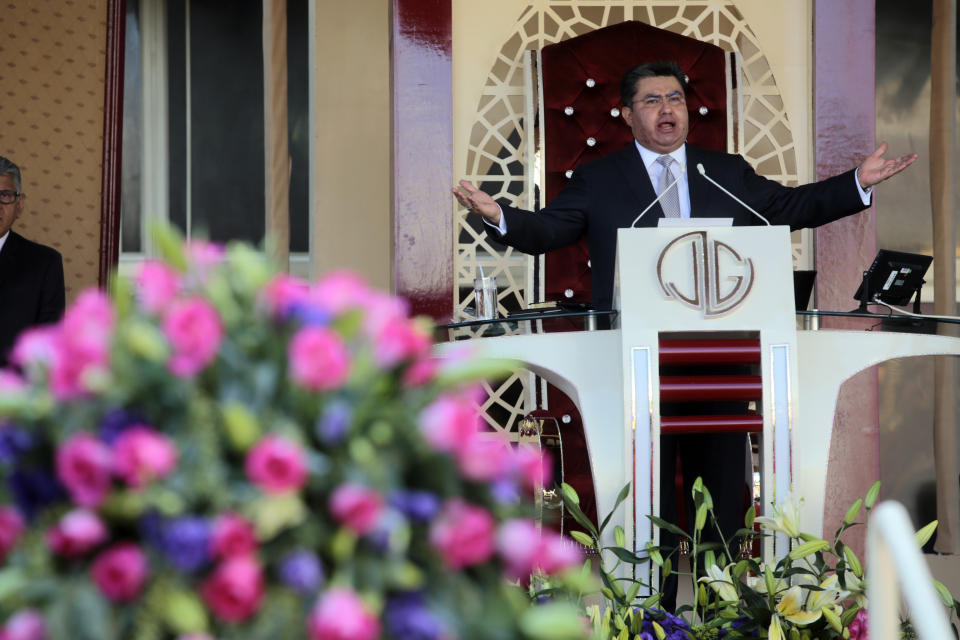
[392, 0, 454, 320]
[813, 0, 878, 553]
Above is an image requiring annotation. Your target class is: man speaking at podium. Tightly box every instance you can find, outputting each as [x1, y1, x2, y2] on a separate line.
[453, 60, 917, 608]
[453, 60, 916, 313]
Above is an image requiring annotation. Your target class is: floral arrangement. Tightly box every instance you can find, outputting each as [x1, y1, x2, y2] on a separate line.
[0, 229, 586, 640]
[547, 479, 960, 640]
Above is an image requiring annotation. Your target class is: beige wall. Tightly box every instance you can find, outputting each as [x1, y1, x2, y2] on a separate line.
[311, 0, 392, 291]
[0, 0, 108, 301]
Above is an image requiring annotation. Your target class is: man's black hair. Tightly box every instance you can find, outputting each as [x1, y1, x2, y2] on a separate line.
[620, 61, 688, 107]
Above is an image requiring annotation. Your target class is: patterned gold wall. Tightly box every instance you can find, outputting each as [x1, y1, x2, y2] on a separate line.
[0, 0, 108, 301]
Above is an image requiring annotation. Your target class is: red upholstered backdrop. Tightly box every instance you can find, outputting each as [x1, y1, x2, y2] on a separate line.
[540, 21, 730, 304]
[537, 22, 730, 527]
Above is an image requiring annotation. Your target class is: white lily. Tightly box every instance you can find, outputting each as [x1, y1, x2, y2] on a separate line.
[745, 562, 787, 595]
[768, 614, 784, 640]
[775, 585, 822, 625]
[806, 574, 849, 613]
[698, 563, 739, 603]
[755, 494, 803, 539]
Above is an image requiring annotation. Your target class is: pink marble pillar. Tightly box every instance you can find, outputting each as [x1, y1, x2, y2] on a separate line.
[391, 0, 454, 321]
[813, 0, 878, 554]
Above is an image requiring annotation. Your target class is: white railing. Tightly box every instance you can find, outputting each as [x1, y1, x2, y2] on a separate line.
[867, 501, 954, 640]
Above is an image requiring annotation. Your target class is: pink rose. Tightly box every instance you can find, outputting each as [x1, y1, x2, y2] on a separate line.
[134, 260, 181, 313]
[186, 240, 225, 275]
[513, 446, 552, 488]
[3, 609, 46, 640]
[307, 588, 380, 640]
[288, 327, 350, 391]
[46, 508, 108, 557]
[112, 425, 178, 488]
[429, 499, 495, 569]
[245, 435, 309, 494]
[163, 298, 223, 377]
[328, 484, 384, 535]
[10, 327, 60, 370]
[496, 519, 582, 579]
[46, 291, 114, 399]
[210, 513, 258, 560]
[370, 318, 431, 369]
[455, 435, 513, 482]
[262, 274, 310, 317]
[0, 369, 26, 394]
[91, 543, 148, 602]
[848, 609, 868, 640]
[419, 390, 483, 454]
[310, 271, 372, 314]
[56, 432, 113, 507]
[360, 291, 408, 336]
[0, 506, 25, 562]
[402, 357, 438, 387]
[537, 533, 583, 574]
[200, 556, 265, 623]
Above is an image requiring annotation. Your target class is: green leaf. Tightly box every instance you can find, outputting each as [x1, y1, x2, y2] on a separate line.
[520, 602, 583, 640]
[435, 358, 519, 388]
[600, 483, 633, 534]
[764, 563, 776, 596]
[934, 580, 955, 607]
[822, 606, 842, 633]
[864, 481, 881, 509]
[647, 515, 692, 539]
[561, 482, 580, 506]
[843, 498, 863, 525]
[614, 525, 626, 548]
[570, 530, 595, 548]
[916, 520, 939, 548]
[841, 605, 861, 627]
[607, 546, 647, 564]
[695, 503, 708, 532]
[162, 589, 209, 634]
[843, 544, 863, 579]
[745, 505, 756, 529]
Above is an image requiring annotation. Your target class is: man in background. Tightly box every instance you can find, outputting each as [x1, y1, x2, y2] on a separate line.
[0, 155, 65, 366]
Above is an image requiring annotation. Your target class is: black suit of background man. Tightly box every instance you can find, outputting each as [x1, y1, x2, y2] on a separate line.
[453, 61, 917, 609]
[0, 156, 65, 367]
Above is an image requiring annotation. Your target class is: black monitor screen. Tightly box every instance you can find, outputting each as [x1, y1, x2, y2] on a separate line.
[853, 250, 932, 306]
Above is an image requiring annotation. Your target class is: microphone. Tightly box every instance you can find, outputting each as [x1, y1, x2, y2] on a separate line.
[695, 163, 770, 225]
[631, 162, 686, 227]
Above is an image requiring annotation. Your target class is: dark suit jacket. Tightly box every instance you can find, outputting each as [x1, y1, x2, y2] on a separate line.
[495, 143, 868, 310]
[0, 231, 65, 365]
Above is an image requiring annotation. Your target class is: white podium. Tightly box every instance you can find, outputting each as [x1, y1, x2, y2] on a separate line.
[439, 224, 960, 578]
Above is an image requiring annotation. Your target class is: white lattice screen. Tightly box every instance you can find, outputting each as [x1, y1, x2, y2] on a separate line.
[453, 2, 812, 440]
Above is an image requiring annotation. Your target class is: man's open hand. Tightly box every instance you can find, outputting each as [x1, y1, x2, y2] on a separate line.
[452, 180, 501, 226]
[858, 142, 918, 189]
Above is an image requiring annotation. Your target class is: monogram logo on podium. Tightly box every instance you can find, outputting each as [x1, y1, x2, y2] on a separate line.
[656, 231, 755, 318]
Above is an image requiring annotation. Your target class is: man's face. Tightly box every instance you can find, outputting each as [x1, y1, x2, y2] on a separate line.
[621, 75, 688, 154]
[0, 174, 22, 238]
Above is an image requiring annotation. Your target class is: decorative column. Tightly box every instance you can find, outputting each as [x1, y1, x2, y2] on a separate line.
[813, 0, 878, 554]
[263, 0, 290, 270]
[930, 0, 958, 555]
[392, 0, 453, 320]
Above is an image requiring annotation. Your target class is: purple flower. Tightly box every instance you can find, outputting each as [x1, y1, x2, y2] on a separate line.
[7, 468, 64, 519]
[389, 490, 441, 523]
[636, 608, 691, 640]
[278, 549, 324, 594]
[159, 516, 211, 572]
[384, 592, 446, 640]
[0, 425, 33, 464]
[98, 408, 150, 444]
[290, 302, 332, 327]
[315, 400, 352, 445]
[489, 477, 521, 504]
